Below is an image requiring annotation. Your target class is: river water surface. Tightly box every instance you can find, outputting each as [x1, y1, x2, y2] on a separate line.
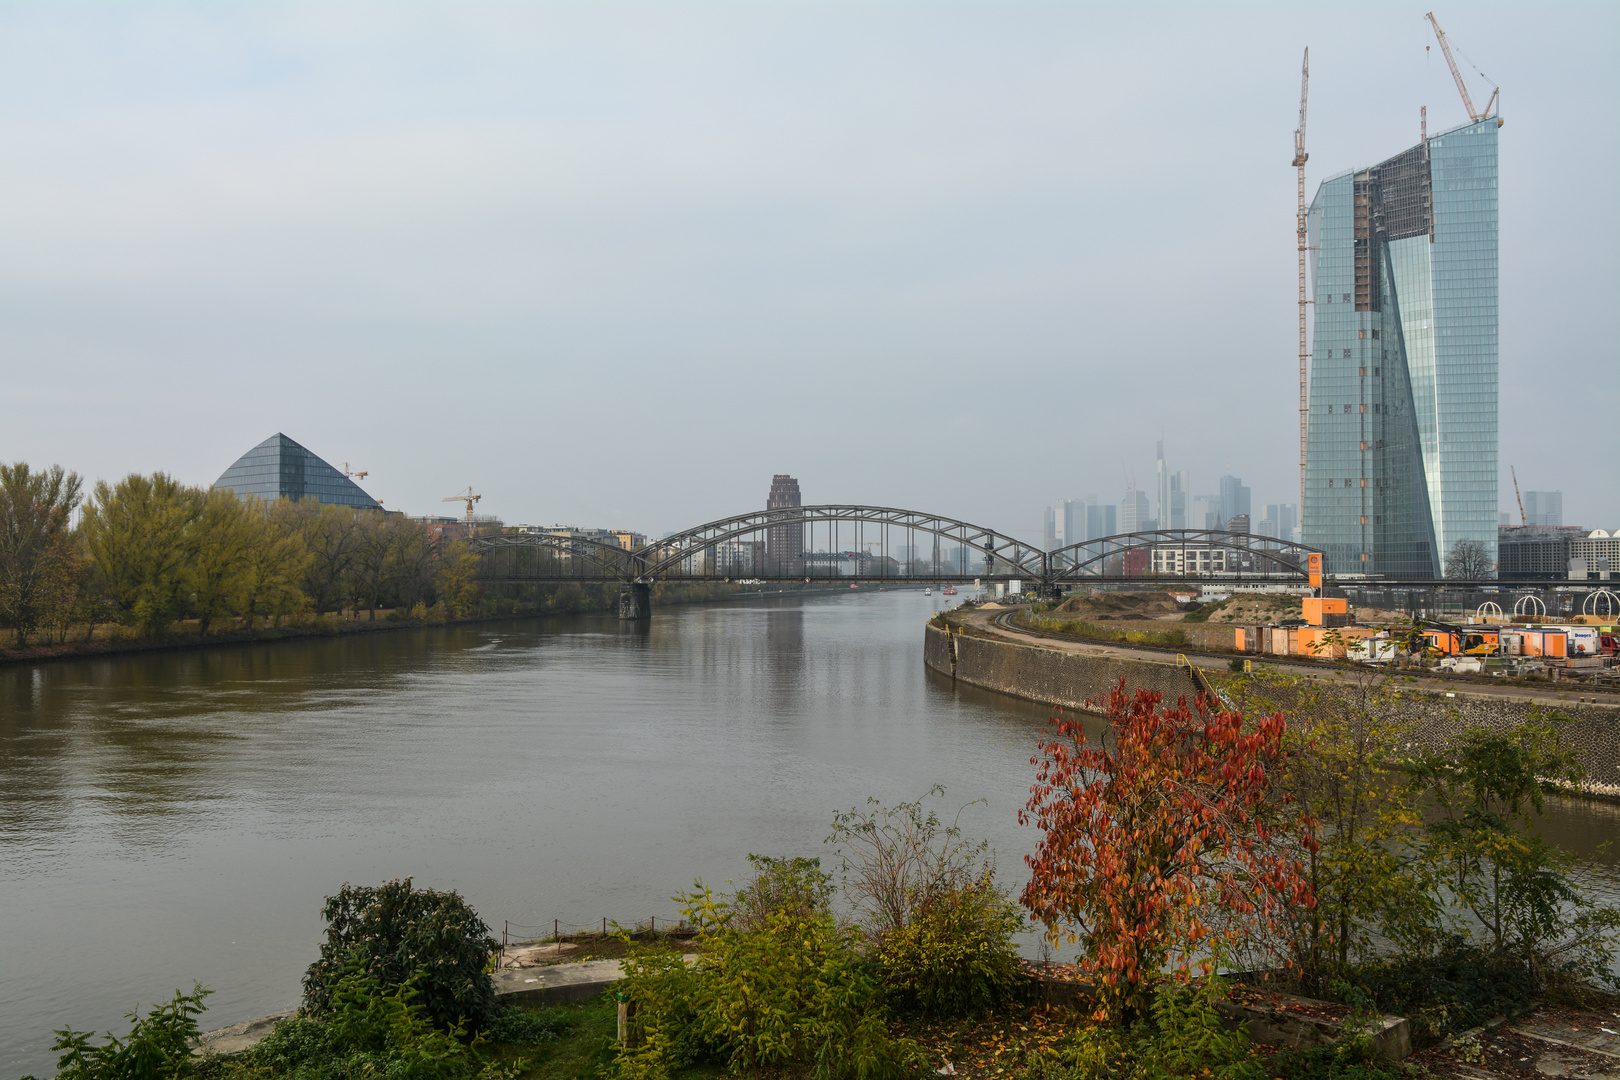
[3, 590, 1616, 1074]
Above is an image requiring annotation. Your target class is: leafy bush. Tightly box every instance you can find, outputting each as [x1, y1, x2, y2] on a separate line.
[872, 874, 1024, 1017]
[27, 984, 211, 1080]
[729, 854, 833, 933]
[302, 878, 499, 1032]
[231, 965, 517, 1080]
[1335, 943, 1537, 1046]
[614, 881, 918, 1080]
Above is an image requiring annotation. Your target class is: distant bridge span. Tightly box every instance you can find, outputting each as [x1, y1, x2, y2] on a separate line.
[469, 504, 1325, 618]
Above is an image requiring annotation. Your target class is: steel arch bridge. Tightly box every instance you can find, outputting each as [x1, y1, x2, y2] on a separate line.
[470, 504, 1325, 617]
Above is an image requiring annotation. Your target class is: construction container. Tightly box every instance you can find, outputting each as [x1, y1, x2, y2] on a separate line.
[1302, 597, 1348, 626]
[1518, 629, 1568, 659]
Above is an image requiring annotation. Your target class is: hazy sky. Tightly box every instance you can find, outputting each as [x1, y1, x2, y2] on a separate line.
[2, 2, 1615, 539]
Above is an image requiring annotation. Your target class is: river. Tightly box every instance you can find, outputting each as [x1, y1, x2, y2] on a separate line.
[2, 590, 1615, 1074]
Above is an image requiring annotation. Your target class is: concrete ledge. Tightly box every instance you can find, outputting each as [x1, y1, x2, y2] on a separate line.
[494, 959, 627, 1006]
[1216, 995, 1411, 1061]
[192, 1010, 295, 1056]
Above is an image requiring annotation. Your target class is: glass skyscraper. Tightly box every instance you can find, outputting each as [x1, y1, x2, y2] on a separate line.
[1304, 118, 1498, 578]
[214, 433, 381, 509]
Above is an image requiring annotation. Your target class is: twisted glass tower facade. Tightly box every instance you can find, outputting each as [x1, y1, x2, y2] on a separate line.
[1304, 119, 1498, 578]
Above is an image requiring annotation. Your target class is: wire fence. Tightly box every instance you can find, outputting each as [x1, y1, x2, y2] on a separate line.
[496, 913, 697, 969]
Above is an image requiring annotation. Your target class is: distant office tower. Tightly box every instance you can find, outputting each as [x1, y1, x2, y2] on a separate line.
[1523, 491, 1562, 527]
[1168, 471, 1189, 530]
[1219, 476, 1251, 528]
[1048, 499, 1086, 550]
[1086, 501, 1116, 542]
[1226, 514, 1251, 536]
[1304, 118, 1498, 578]
[1191, 494, 1221, 530]
[1155, 442, 1168, 530]
[1266, 503, 1298, 542]
[1043, 505, 1057, 549]
[1121, 489, 1150, 533]
[214, 433, 380, 509]
[765, 474, 803, 572]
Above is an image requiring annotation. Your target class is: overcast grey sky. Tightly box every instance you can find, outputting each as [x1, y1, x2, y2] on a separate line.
[2, 2, 1615, 537]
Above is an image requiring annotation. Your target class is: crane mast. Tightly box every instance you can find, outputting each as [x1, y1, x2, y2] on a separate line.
[1511, 466, 1526, 526]
[1293, 48, 1309, 532]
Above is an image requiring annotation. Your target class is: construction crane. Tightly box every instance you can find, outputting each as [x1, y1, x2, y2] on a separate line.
[1293, 47, 1310, 532]
[1424, 12, 1501, 125]
[1511, 466, 1527, 526]
[442, 486, 481, 524]
[341, 462, 368, 480]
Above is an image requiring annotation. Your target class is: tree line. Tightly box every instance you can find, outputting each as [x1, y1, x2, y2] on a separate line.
[0, 462, 482, 647]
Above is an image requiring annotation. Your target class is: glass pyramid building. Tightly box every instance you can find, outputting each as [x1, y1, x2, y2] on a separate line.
[1304, 118, 1499, 579]
[213, 433, 381, 509]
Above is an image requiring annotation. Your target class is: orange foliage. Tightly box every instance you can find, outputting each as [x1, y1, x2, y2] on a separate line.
[1019, 680, 1314, 1022]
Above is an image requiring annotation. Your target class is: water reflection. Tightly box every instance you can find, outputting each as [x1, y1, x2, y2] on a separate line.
[1, 593, 1614, 1076]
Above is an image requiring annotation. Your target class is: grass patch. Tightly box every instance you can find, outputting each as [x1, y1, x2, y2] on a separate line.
[1023, 612, 1188, 649]
[487, 994, 620, 1079]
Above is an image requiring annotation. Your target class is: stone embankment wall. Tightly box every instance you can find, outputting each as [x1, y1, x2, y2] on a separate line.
[924, 623, 1620, 799]
[924, 623, 1201, 711]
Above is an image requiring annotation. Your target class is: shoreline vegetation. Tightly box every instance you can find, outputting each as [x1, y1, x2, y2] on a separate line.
[0, 459, 861, 669]
[28, 685, 1620, 1080]
[0, 580, 848, 668]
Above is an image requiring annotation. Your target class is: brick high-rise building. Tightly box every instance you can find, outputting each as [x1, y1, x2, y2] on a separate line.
[766, 474, 803, 573]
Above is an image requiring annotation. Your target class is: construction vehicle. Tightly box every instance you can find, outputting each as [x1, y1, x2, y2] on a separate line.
[1412, 617, 1499, 658]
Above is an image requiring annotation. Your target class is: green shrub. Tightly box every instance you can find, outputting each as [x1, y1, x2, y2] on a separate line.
[234, 966, 517, 1080]
[729, 854, 834, 933]
[28, 984, 211, 1080]
[615, 883, 918, 1080]
[872, 875, 1024, 1017]
[302, 878, 499, 1032]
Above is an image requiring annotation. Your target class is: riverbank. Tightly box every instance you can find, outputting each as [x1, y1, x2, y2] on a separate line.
[0, 580, 866, 668]
[928, 605, 1620, 801]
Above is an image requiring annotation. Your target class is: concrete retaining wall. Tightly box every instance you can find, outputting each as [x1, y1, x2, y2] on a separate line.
[924, 623, 1201, 711]
[925, 623, 1620, 798]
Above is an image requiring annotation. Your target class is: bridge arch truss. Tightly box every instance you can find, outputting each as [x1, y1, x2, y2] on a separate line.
[473, 506, 1322, 591]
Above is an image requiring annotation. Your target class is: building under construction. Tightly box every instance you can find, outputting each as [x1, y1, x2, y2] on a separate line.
[1300, 19, 1501, 579]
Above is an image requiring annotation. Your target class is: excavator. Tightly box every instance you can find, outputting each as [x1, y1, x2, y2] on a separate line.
[1405, 618, 1500, 658]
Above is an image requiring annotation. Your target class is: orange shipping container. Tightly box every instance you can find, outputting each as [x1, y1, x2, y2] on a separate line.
[1303, 597, 1348, 626]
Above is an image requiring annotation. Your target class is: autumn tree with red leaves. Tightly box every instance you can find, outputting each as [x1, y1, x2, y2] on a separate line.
[1019, 681, 1314, 1023]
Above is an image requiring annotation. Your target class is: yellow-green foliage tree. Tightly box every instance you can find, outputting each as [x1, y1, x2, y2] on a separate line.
[186, 488, 259, 636]
[290, 501, 366, 617]
[1242, 671, 1435, 995]
[82, 473, 203, 636]
[0, 462, 83, 646]
[433, 540, 481, 618]
[236, 499, 313, 630]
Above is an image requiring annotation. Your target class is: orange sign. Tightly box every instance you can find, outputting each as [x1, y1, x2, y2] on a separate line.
[1307, 552, 1323, 588]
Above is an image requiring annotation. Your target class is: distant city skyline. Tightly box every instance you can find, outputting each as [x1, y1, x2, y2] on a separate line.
[1, 5, 1613, 537]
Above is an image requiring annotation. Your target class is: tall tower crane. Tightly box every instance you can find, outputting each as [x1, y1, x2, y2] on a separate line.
[1293, 47, 1310, 531]
[1511, 466, 1527, 526]
[443, 486, 482, 524]
[1424, 12, 1501, 125]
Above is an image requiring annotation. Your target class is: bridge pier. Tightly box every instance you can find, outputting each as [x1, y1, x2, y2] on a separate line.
[618, 581, 652, 620]
[1036, 580, 1064, 604]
